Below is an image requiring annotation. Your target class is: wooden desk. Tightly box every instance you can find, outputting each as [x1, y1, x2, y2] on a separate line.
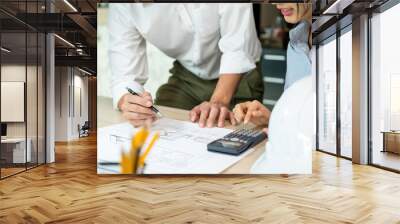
[382, 131, 400, 155]
[1, 138, 32, 164]
[97, 96, 266, 174]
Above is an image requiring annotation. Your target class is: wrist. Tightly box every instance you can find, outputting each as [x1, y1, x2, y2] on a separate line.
[210, 96, 231, 107]
[210, 74, 241, 107]
[118, 94, 124, 108]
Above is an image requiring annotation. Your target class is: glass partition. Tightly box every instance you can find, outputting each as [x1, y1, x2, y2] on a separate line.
[1, 30, 28, 177]
[0, 1, 46, 179]
[38, 32, 45, 165]
[26, 0, 45, 169]
[27, 30, 38, 169]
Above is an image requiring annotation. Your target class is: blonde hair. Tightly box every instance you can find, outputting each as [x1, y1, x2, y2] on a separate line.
[296, 1, 312, 21]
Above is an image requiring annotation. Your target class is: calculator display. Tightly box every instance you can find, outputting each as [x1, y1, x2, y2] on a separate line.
[218, 140, 244, 148]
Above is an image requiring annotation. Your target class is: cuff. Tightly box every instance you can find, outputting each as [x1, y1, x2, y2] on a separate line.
[112, 80, 145, 110]
[219, 51, 256, 75]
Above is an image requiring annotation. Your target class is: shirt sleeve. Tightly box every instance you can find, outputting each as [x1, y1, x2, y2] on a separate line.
[108, 4, 148, 109]
[218, 3, 262, 75]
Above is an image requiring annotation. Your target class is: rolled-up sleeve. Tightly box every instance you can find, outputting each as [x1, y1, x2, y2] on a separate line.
[218, 3, 262, 75]
[109, 4, 148, 109]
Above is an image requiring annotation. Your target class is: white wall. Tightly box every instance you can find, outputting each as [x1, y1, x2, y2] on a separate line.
[55, 67, 68, 141]
[1, 65, 37, 138]
[71, 74, 89, 138]
[1, 82, 25, 123]
[1, 66, 26, 129]
[54, 67, 89, 141]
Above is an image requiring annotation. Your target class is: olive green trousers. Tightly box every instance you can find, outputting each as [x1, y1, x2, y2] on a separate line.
[155, 61, 263, 110]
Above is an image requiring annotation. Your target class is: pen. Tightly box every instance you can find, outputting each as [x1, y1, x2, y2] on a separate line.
[99, 162, 120, 166]
[126, 87, 163, 118]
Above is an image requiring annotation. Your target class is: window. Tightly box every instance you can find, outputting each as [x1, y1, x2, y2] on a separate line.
[370, 2, 400, 171]
[339, 28, 352, 158]
[318, 36, 337, 155]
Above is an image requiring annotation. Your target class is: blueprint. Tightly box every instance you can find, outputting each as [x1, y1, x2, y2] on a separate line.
[97, 118, 255, 174]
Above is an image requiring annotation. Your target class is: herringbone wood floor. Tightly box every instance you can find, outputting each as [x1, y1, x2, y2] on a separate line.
[1, 134, 400, 224]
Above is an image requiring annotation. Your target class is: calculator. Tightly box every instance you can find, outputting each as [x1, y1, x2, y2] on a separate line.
[207, 129, 267, 155]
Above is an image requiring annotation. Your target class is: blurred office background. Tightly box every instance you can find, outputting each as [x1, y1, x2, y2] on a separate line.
[1, 0, 47, 178]
[0, 0, 97, 179]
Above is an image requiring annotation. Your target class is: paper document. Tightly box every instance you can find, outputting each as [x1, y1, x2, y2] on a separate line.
[97, 118, 254, 174]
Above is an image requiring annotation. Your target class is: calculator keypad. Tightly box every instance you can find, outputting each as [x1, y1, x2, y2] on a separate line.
[207, 128, 267, 155]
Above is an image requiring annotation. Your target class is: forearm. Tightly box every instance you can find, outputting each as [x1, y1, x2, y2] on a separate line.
[210, 74, 242, 105]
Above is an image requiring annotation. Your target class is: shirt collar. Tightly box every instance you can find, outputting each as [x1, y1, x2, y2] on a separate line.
[289, 20, 311, 46]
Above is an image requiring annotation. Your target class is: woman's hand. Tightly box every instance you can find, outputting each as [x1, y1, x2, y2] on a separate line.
[233, 100, 271, 126]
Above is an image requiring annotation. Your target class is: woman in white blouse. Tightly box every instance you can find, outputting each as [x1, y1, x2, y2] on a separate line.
[108, 3, 263, 128]
[233, 2, 312, 131]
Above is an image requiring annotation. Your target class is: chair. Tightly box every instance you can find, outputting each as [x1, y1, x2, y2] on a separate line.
[79, 121, 90, 138]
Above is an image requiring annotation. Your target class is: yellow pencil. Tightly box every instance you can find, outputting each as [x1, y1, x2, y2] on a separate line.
[121, 128, 149, 174]
[121, 149, 133, 174]
[132, 128, 149, 173]
[139, 132, 160, 167]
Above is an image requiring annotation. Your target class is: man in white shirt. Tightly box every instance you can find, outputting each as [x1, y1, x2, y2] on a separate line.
[109, 3, 263, 128]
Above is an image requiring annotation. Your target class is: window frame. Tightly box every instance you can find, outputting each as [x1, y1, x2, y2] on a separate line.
[315, 0, 400, 173]
[315, 23, 352, 160]
[367, 0, 400, 173]
[0, 0, 48, 180]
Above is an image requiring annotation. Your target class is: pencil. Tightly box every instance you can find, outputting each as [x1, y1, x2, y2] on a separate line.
[121, 128, 149, 174]
[139, 132, 160, 167]
[132, 128, 149, 173]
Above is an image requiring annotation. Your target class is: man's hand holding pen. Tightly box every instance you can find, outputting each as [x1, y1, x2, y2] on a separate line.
[118, 90, 158, 127]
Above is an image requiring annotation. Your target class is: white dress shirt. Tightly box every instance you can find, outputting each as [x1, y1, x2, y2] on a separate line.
[108, 3, 262, 108]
